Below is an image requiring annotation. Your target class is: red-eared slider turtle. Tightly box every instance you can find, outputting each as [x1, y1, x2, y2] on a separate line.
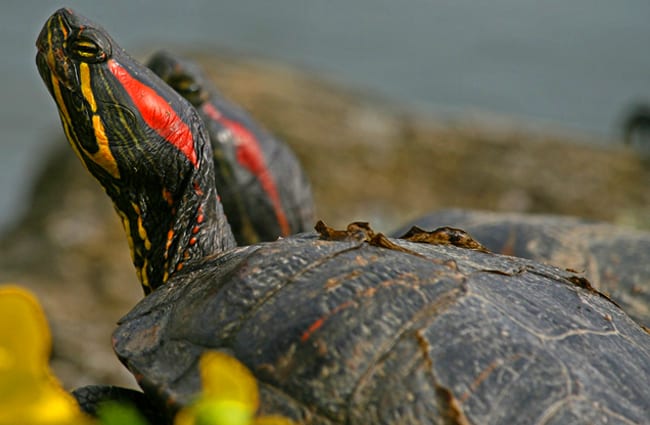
[36, 8, 650, 425]
[146, 51, 314, 245]
[393, 209, 650, 327]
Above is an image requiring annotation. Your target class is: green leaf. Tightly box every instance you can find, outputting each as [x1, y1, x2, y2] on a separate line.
[97, 402, 148, 425]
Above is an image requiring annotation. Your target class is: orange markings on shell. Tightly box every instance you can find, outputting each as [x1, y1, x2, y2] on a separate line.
[300, 300, 355, 342]
[300, 317, 325, 343]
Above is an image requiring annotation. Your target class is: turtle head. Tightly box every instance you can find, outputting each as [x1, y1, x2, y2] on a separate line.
[36, 8, 235, 293]
[35, 8, 205, 194]
[146, 51, 212, 107]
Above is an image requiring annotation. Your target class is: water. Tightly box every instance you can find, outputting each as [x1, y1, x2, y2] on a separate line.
[1, 0, 649, 231]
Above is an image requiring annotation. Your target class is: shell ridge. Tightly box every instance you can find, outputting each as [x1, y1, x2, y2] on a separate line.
[222, 238, 369, 340]
[348, 282, 469, 415]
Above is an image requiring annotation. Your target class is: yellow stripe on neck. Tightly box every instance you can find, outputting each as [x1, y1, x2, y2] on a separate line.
[131, 202, 152, 251]
[90, 114, 120, 178]
[118, 208, 151, 293]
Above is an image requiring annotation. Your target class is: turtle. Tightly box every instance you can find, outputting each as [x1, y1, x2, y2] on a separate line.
[146, 51, 314, 245]
[36, 8, 650, 425]
[392, 209, 650, 327]
[621, 102, 650, 147]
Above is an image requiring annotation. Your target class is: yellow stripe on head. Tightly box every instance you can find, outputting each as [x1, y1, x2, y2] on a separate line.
[50, 75, 71, 127]
[51, 68, 120, 179]
[50, 74, 84, 162]
[79, 63, 97, 112]
[80, 62, 120, 178]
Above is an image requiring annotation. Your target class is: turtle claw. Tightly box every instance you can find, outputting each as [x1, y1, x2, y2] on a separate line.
[316, 220, 489, 254]
[315, 220, 376, 242]
[398, 225, 490, 252]
[72, 385, 166, 425]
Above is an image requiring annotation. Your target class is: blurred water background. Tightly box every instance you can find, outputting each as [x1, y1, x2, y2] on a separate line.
[1, 0, 648, 231]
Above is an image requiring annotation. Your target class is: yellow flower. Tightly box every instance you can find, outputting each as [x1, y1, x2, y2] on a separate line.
[0, 285, 295, 425]
[175, 351, 297, 425]
[0, 285, 92, 425]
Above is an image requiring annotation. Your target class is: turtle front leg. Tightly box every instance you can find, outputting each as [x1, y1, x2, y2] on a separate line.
[72, 385, 170, 425]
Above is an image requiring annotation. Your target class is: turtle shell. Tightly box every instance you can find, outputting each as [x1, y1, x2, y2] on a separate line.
[114, 223, 650, 425]
[393, 209, 650, 327]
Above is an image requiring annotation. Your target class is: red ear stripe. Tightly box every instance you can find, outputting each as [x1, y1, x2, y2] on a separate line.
[202, 102, 290, 236]
[108, 59, 198, 167]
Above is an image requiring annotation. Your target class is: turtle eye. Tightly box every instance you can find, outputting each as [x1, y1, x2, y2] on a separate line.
[169, 75, 205, 105]
[69, 29, 111, 63]
[172, 76, 200, 95]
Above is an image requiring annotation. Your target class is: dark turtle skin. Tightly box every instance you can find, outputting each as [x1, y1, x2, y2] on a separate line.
[393, 209, 650, 327]
[36, 8, 650, 425]
[71, 385, 164, 423]
[147, 51, 314, 245]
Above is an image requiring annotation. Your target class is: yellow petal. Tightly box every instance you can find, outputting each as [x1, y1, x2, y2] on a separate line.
[0, 285, 92, 425]
[12, 384, 91, 425]
[199, 352, 258, 411]
[173, 407, 195, 425]
[0, 285, 51, 376]
[252, 416, 298, 425]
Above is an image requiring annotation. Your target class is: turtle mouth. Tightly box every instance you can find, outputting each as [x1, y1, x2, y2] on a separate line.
[35, 8, 78, 91]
